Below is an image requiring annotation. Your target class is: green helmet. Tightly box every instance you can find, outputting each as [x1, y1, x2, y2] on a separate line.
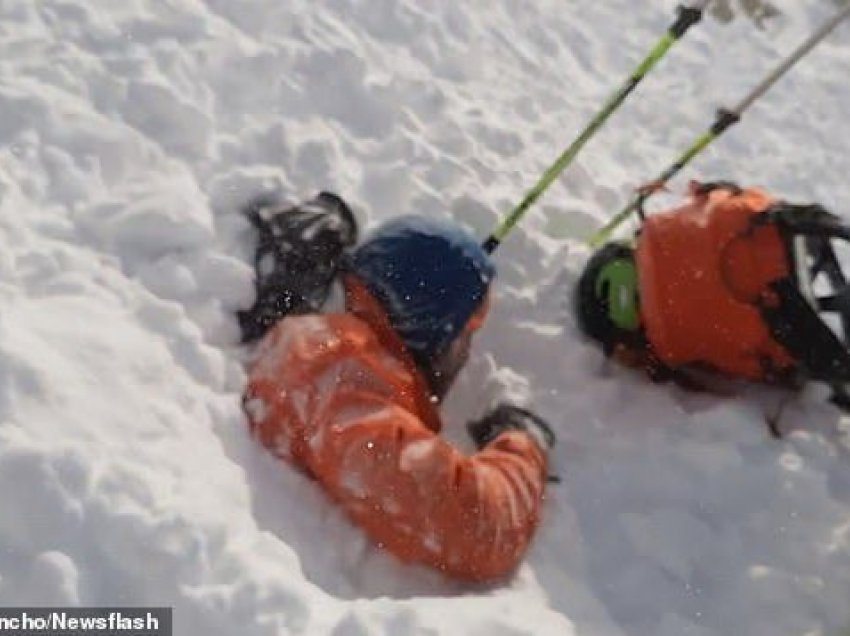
[574, 242, 642, 354]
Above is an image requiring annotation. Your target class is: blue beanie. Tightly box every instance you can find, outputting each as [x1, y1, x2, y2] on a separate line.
[349, 215, 496, 363]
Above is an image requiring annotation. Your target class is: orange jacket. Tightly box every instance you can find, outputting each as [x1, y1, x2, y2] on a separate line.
[244, 276, 548, 581]
[636, 184, 796, 380]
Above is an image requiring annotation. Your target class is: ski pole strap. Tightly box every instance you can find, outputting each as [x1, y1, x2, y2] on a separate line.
[482, 3, 709, 254]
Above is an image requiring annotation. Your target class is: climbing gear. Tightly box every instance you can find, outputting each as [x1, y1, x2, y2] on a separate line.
[482, 1, 712, 254]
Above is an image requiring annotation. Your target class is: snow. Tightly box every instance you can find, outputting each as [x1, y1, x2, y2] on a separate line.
[1, 0, 849, 634]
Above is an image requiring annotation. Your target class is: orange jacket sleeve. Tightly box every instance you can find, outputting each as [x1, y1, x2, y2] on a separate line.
[245, 314, 548, 581]
[315, 400, 547, 581]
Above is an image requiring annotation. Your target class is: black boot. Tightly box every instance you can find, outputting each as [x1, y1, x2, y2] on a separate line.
[238, 191, 358, 342]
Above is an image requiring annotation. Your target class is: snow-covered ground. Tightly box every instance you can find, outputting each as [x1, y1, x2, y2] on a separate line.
[1, 0, 849, 634]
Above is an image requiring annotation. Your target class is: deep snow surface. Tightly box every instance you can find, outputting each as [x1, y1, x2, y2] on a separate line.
[1, 1, 850, 634]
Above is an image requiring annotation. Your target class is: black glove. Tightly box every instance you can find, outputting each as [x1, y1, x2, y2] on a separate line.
[467, 403, 556, 452]
[238, 191, 358, 342]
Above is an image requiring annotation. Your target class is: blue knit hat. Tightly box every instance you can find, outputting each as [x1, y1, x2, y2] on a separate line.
[349, 215, 496, 363]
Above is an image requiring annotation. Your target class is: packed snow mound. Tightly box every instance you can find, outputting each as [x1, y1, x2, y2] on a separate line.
[1, 0, 849, 634]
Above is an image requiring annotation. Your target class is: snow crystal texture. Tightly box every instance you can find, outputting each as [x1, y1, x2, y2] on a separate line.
[1, 1, 849, 634]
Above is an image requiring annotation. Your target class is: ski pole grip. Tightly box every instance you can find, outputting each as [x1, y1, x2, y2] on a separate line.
[671, 5, 704, 38]
[710, 108, 741, 135]
[482, 235, 500, 255]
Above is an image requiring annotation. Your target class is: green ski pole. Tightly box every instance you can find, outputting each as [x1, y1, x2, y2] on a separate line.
[589, 2, 850, 248]
[482, 1, 712, 254]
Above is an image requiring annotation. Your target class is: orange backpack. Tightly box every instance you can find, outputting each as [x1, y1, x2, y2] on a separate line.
[636, 184, 797, 381]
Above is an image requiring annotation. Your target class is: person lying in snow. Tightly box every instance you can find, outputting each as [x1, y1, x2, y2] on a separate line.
[576, 179, 850, 433]
[239, 192, 555, 582]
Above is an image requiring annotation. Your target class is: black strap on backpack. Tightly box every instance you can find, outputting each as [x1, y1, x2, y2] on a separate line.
[747, 203, 850, 397]
[237, 191, 358, 343]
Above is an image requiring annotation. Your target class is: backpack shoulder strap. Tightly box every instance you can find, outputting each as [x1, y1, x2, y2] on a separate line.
[748, 202, 850, 385]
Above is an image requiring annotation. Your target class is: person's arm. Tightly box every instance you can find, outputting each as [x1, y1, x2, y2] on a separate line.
[310, 398, 550, 582]
[245, 317, 552, 581]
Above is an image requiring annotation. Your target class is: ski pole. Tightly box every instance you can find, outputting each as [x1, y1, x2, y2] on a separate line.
[589, 2, 850, 247]
[481, 0, 713, 254]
